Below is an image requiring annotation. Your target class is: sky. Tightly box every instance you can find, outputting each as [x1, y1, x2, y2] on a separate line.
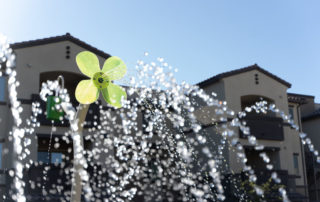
[0, 0, 319, 102]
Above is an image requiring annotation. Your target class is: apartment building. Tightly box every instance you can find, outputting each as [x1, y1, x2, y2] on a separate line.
[0, 33, 118, 201]
[0, 33, 316, 201]
[287, 93, 320, 201]
[196, 65, 309, 201]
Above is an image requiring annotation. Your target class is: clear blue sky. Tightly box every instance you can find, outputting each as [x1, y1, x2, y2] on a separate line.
[1, 0, 319, 102]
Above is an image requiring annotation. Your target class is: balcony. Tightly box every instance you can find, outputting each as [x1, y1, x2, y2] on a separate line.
[240, 114, 284, 141]
[254, 169, 289, 185]
[31, 94, 100, 128]
[222, 169, 306, 201]
[5, 163, 109, 202]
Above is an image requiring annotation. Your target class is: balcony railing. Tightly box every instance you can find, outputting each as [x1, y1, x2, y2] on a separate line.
[4, 165, 303, 202]
[222, 169, 300, 201]
[5, 163, 109, 201]
[31, 94, 100, 128]
[240, 114, 284, 141]
[254, 169, 289, 185]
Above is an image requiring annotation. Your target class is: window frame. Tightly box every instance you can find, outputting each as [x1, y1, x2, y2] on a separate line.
[293, 153, 299, 175]
[0, 143, 2, 169]
[289, 105, 295, 120]
[0, 76, 6, 103]
[37, 151, 63, 164]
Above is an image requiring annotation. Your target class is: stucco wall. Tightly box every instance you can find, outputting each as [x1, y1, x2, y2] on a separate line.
[199, 69, 307, 191]
[1, 41, 118, 171]
[14, 41, 108, 99]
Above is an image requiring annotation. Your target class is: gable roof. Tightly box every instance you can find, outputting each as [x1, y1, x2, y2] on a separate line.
[10, 33, 111, 59]
[197, 64, 291, 88]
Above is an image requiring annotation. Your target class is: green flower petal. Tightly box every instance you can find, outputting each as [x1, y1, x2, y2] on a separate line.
[102, 56, 127, 81]
[75, 80, 99, 104]
[101, 83, 127, 108]
[76, 51, 101, 78]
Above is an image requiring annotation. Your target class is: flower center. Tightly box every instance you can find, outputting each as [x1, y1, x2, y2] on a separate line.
[93, 72, 110, 89]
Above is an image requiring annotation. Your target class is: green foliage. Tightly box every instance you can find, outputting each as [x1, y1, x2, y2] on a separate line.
[239, 177, 285, 202]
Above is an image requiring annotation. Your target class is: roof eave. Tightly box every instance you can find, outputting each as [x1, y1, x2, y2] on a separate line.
[197, 64, 291, 88]
[287, 92, 315, 99]
[10, 33, 111, 59]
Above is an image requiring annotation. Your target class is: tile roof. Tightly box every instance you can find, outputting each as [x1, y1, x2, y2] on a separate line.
[197, 64, 291, 88]
[287, 93, 313, 104]
[10, 33, 111, 59]
[287, 93, 319, 120]
[287, 92, 315, 99]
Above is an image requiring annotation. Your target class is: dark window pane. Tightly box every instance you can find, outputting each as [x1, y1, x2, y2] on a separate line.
[289, 106, 294, 120]
[0, 143, 2, 168]
[0, 76, 5, 102]
[293, 154, 299, 175]
[51, 152, 62, 164]
[38, 152, 50, 163]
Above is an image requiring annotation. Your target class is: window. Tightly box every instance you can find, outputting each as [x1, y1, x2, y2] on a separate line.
[0, 143, 2, 168]
[51, 152, 62, 164]
[38, 151, 63, 164]
[293, 154, 299, 175]
[0, 76, 5, 102]
[37, 135, 73, 164]
[289, 106, 294, 120]
[37, 134, 91, 165]
[38, 151, 49, 163]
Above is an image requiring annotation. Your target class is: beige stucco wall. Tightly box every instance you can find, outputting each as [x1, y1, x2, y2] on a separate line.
[14, 41, 108, 99]
[0, 40, 149, 179]
[0, 39, 310, 197]
[287, 103, 308, 189]
[199, 69, 307, 192]
[193, 80, 231, 173]
[223, 69, 288, 112]
[0, 41, 121, 178]
[202, 80, 225, 101]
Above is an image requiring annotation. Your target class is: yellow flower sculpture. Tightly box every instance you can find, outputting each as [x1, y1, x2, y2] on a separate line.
[75, 51, 127, 108]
